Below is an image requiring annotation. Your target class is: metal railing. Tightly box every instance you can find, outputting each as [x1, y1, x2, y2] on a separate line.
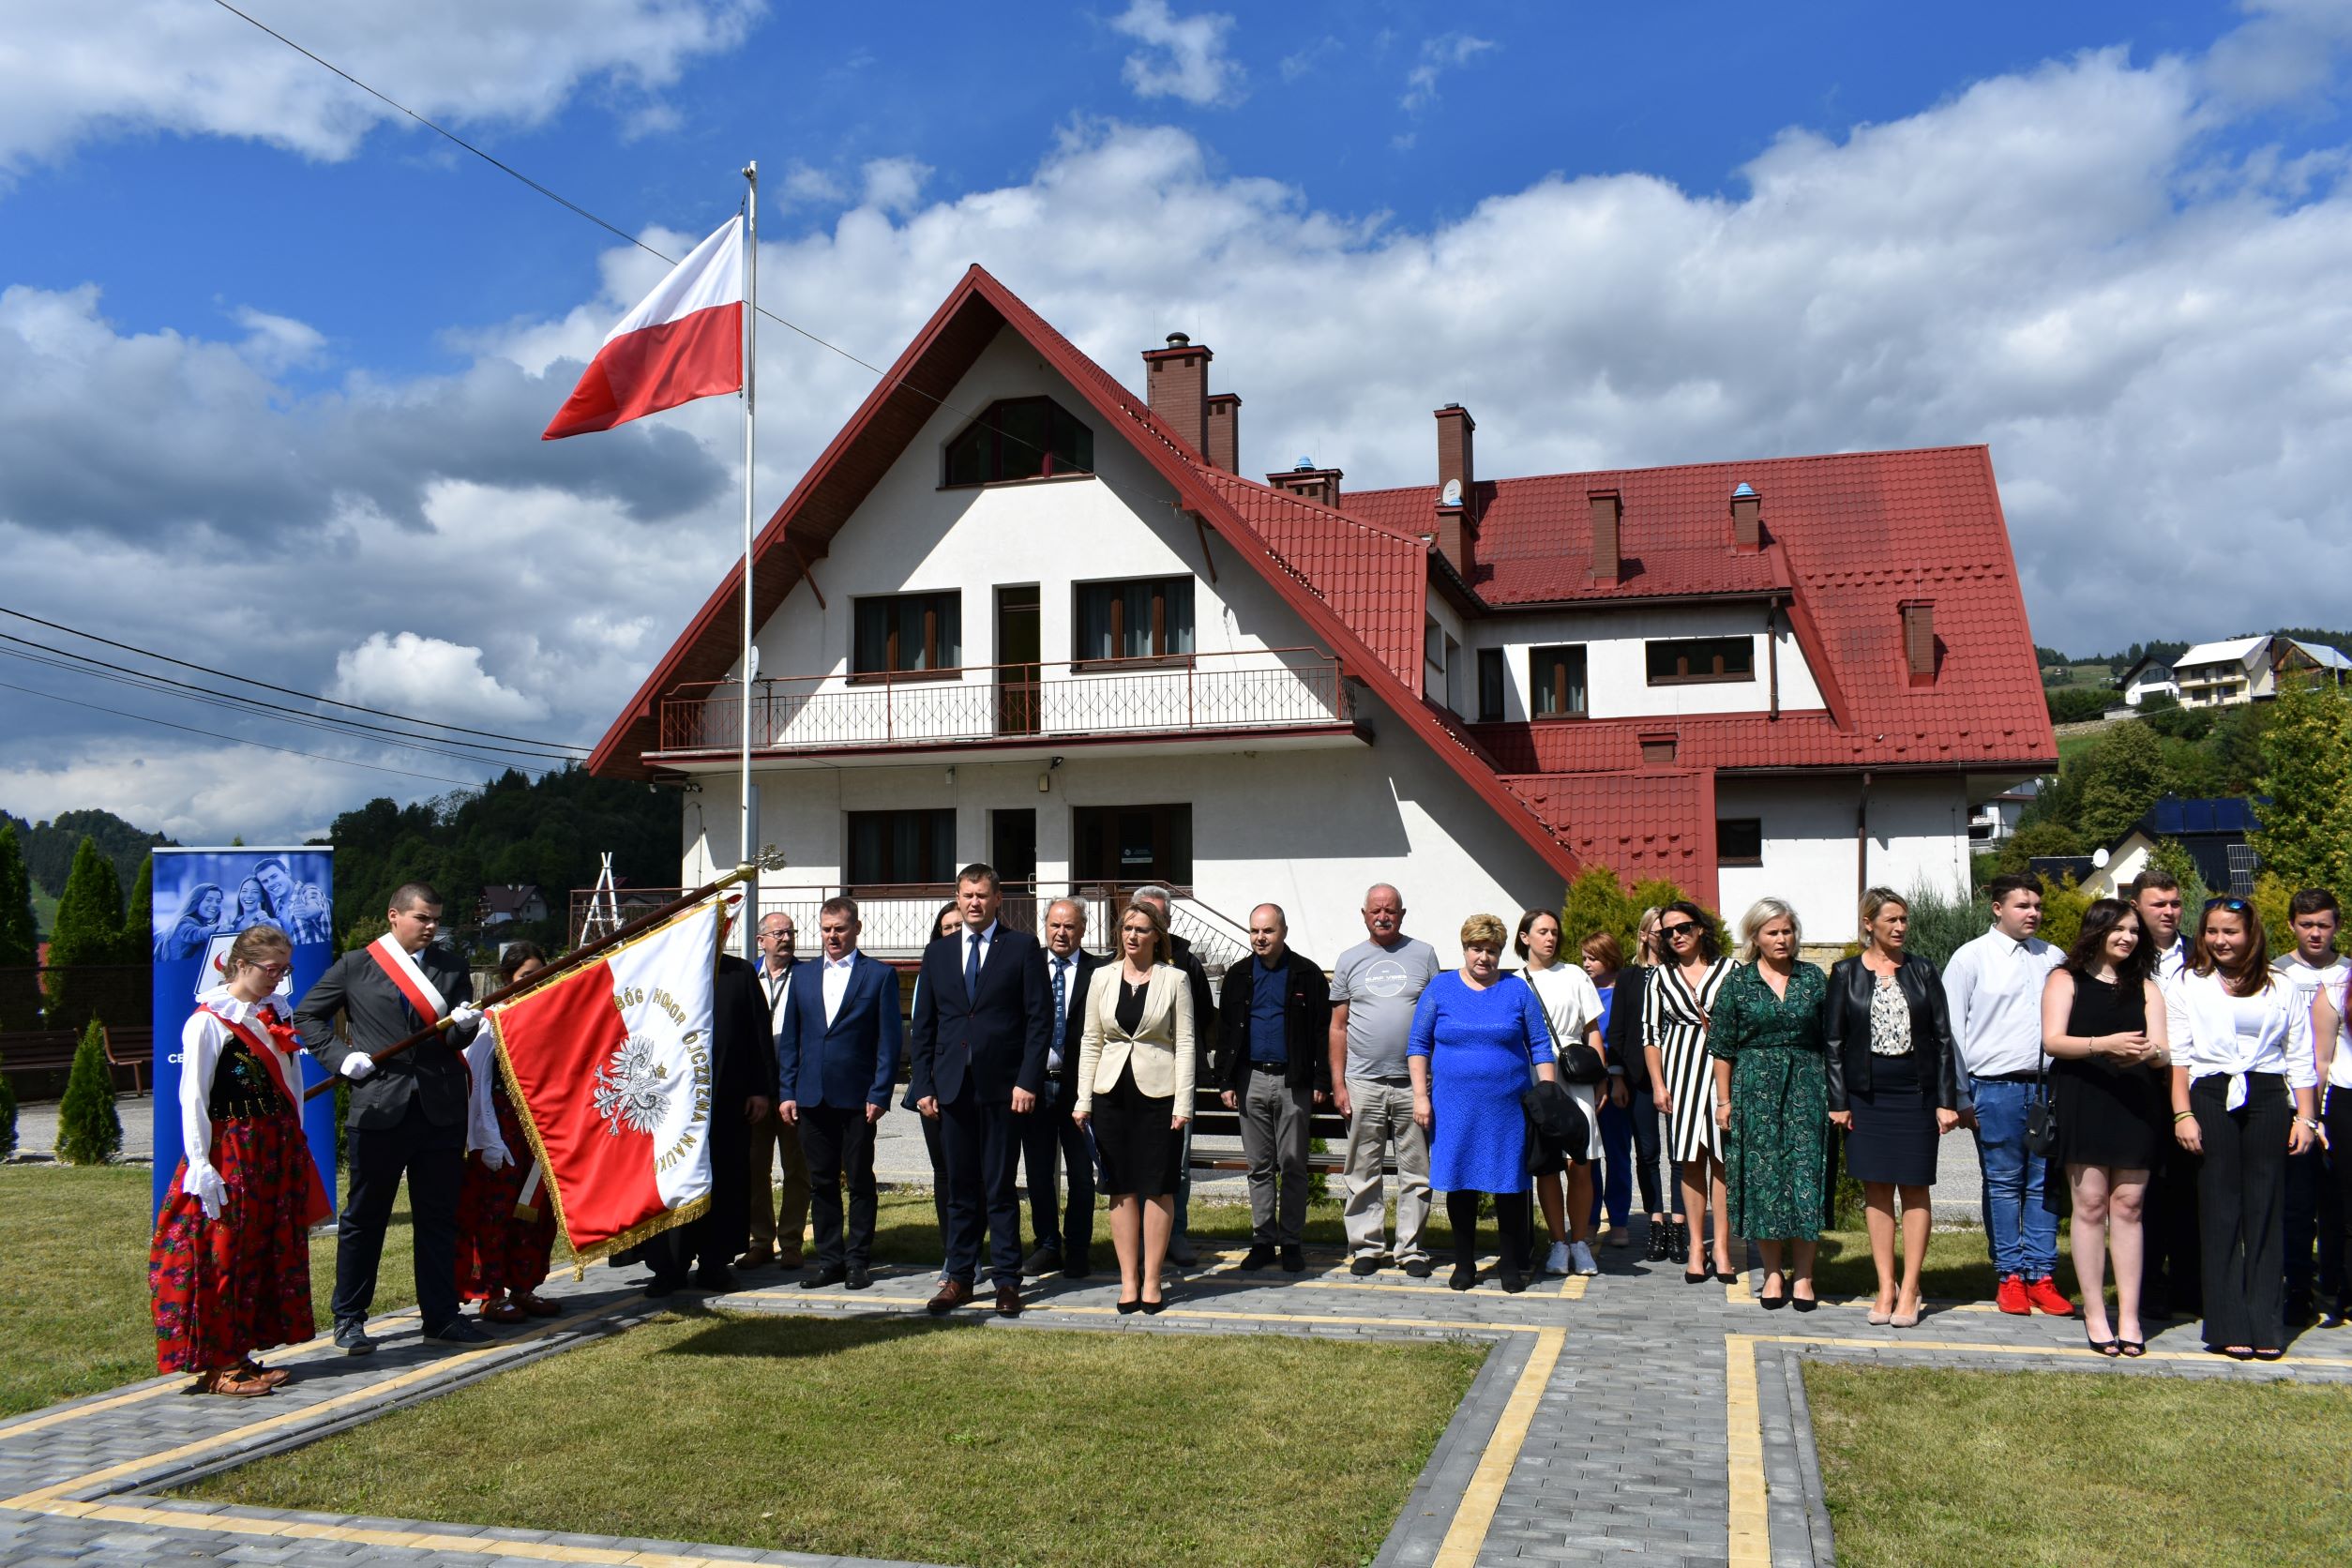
[655, 647, 1351, 755]
[568, 882, 1251, 974]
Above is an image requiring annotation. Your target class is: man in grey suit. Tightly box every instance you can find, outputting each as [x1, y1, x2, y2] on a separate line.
[295, 882, 484, 1352]
[742, 912, 813, 1269]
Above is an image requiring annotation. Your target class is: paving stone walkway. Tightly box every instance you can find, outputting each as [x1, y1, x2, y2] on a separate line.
[6, 1222, 2349, 1568]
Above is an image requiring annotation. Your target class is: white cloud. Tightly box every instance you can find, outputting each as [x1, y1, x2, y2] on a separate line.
[0, 740, 380, 844]
[777, 159, 847, 208]
[330, 632, 548, 724]
[1280, 37, 1340, 83]
[1401, 33, 1494, 113]
[0, 0, 762, 178]
[1111, 0, 1245, 108]
[231, 305, 326, 372]
[860, 156, 932, 215]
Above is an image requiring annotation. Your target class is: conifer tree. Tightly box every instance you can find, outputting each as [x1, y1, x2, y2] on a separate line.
[54, 1019, 121, 1166]
[0, 824, 40, 1031]
[119, 854, 154, 963]
[44, 837, 126, 1032]
[0, 1048, 18, 1160]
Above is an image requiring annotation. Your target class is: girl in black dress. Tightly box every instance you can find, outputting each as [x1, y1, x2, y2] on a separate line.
[2040, 898, 2171, 1356]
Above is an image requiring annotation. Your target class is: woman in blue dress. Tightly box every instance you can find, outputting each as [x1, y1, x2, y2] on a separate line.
[1410, 913, 1559, 1292]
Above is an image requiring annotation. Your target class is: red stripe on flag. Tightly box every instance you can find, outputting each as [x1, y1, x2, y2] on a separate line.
[541, 301, 744, 440]
[495, 958, 665, 1251]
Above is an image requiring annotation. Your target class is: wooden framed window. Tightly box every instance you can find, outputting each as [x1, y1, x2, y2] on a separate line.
[1074, 577, 1194, 664]
[1476, 648, 1506, 722]
[1717, 818, 1764, 867]
[846, 808, 957, 888]
[852, 592, 961, 679]
[1645, 636, 1755, 685]
[942, 397, 1093, 486]
[1530, 645, 1588, 718]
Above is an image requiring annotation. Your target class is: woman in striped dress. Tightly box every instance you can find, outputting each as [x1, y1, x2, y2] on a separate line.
[1644, 901, 1735, 1283]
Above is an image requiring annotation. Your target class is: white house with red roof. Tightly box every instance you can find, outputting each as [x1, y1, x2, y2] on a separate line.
[588, 266, 2055, 963]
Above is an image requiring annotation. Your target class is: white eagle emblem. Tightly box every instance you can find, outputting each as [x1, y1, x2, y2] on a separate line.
[590, 1033, 671, 1137]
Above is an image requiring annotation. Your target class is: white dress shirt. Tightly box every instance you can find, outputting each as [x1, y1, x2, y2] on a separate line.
[822, 950, 857, 1027]
[2167, 967, 2316, 1108]
[1940, 928, 2062, 1078]
[2150, 936, 2189, 992]
[2275, 953, 2352, 1090]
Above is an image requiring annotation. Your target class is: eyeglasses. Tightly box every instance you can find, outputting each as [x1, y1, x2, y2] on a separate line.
[1659, 922, 1700, 939]
[247, 962, 292, 979]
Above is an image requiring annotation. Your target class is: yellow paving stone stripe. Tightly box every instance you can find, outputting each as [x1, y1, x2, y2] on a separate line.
[1722, 1334, 1771, 1568]
[1744, 1332, 2352, 1367]
[0, 1308, 425, 1440]
[1432, 1325, 1566, 1568]
[727, 1287, 1551, 1334]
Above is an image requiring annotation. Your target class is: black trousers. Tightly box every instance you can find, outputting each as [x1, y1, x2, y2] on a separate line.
[1631, 1087, 1677, 1217]
[2327, 1086, 2352, 1310]
[919, 1110, 951, 1244]
[2192, 1074, 2291, 1351]
[938, 1089, 1023, 1288]
[2141, 1138, 2204, 1316]
[336, 1102, 464, 1331]
[1018, 1095, 1095, 1263]
[1446, 1190, 1531, 1274]
[2284, 1143, 2326, 1308]
[799, 1104, 880, 1270]
[653, 1100, 754, 1278]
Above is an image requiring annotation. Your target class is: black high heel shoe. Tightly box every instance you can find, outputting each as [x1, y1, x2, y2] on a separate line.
[1116, 1298, 1141, 1316]
[1139, 1296, 1167, 1316]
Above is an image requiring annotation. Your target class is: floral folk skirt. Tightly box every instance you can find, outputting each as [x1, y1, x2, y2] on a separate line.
[454, 1083, 558, 1301]
[149, 1112, 316, 1373]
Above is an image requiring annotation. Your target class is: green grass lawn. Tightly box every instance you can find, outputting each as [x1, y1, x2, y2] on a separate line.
[1805, 1364, 2352, 1567]
[0, 1164, 422, 1416]
[183, 1312, 1485, 1568]
[2056, 727, 2111, 764]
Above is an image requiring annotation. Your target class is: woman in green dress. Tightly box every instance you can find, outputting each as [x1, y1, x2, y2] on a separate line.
[1709, 897, 1830, 1310]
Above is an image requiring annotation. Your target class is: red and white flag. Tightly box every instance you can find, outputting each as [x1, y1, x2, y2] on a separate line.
[542, 216, 745, 440]
[483, 895, 725, 1262]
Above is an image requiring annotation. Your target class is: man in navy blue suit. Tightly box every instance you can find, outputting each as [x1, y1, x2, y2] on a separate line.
[1019, 897, 1103, 1279]
[910, 863, 1051, 1317]
[777, 896, 903, 1289]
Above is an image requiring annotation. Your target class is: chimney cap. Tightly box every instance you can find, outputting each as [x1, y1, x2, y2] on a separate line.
[1294, 457, 1315, 470]
[1166, 332, 1191, 347]
[1731, 481, 1757, 499]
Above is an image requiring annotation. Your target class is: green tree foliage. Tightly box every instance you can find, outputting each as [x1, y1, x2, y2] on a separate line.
[328, 766, 676, 953]
[2038, 877, 2094, 954]
[0, 824, 41, 1031]
[1557, 866, 1716, 960]
[0, 807, 170, 910]
[2251, 680, 2352, 897]
[1996, 821, 2085, 876]
[119, 853, 153, 964]
[2045, 687, 2116, 724]
[2146, 839, 2209, 912]
[2075, 721, 2170, 849]
[0, 1048, 17, 1159]
[53, 1019, 121, 1165]
[1893, 883, 1989, 970]
[42, 837, 127, 1033]
[2208, 702, 2274, 796]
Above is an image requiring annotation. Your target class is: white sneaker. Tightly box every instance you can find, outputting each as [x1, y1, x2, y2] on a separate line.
[1545, 1241, 1572, 1276]
[1570, 1241, 1600, 1276]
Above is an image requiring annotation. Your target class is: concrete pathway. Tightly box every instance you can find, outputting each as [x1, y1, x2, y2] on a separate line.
[5, 1211, 2349, 1568]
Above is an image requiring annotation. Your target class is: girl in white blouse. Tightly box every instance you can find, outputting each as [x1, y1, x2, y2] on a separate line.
[2166, 897, 2319, 1360]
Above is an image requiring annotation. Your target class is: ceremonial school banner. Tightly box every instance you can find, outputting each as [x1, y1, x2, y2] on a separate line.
[149, 847, 338, 1220]
[487, 894, 723, 1265]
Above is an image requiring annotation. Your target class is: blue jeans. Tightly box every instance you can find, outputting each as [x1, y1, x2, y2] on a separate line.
[1970, 1079, 2058, 1280]
[1589, 1093, 1634, 1229]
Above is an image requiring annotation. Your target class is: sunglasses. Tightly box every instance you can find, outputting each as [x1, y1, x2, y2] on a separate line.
[2203, 897, 2252, 913]
[1659, 922, 1700, 939]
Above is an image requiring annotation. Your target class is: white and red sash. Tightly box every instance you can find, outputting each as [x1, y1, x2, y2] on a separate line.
[367, 933, 450, 1027]
[199, 1001, 333, 1225]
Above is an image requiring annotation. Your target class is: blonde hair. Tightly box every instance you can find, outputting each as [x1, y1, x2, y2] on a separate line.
[1120, 898, 1173, 965]
[1859, 887, 1907, 947]
[224, 925, 291, 976]
[1636, 905, 1665, 965]
[1737, 898, 1801, 964]
[1460, 912, 1508, 951]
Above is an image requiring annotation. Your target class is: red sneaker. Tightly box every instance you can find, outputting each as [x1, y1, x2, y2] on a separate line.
[2026, 1275, 2076, 1317]
[1996, 1274, 2031, 1315]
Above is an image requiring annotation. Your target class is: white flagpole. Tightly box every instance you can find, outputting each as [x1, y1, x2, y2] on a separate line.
[738, 160, 759, 957]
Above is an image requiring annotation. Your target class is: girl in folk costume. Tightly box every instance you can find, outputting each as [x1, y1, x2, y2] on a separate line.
[149, 926, 331, 1395]
[454, 942, 563, 1321]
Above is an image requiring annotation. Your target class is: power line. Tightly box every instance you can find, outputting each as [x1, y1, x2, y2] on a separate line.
[0, 605, 588, 753]
[203, 0, 1063, 465]
[0, 630, 579, 764]
[0, 641, 560, 777]
[0, 676, 493, 790]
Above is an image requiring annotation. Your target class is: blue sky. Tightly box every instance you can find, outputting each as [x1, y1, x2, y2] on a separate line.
[1, 1, 2349, 842]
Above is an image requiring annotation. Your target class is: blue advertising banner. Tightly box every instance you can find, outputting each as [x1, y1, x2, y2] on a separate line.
[150, 848, 338, 1220]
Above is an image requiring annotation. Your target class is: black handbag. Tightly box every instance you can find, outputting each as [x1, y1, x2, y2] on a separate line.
[1521, 1079, 1591, 1173]
[1521, 972, 1608, 1084]
[2022, 1055, 2058, 1157]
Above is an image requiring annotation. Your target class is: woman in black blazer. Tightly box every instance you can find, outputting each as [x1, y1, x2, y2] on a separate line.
[1608, 908, 1684, 1261]
[1824, 888, 1966, 1327]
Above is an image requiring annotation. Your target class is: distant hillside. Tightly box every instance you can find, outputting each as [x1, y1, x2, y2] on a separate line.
[0, 807, 173, 903]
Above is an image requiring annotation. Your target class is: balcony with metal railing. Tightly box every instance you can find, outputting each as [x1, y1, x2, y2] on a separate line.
[648, 647, 1360, 763]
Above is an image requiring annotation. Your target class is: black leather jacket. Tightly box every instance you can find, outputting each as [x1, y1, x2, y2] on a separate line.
[1822, 954, 1968, 1114]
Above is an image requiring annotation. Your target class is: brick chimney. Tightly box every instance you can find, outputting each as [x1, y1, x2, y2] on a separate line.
[1730, 481, 1762, 553]
[1900, 599, 1936, 686]
[1589, 489, 1622, 586]
[1435, 403, 1477, 578]
[1205, 392, 1242, 474]
[1268, 458, 1343, 510]
[1142, 332, 1212, 457]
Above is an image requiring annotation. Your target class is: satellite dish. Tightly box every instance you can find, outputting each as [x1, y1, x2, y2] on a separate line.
[1440, 478, 1463, 507]
[2092, 848, 2111, 868]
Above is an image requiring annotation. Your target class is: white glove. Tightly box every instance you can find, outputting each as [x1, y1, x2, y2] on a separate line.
[478, 1136, 512, 1172]
[339, 1053, 376, 1081]
[446, 1004, 482, 1030]
[184, 1161, 227, 1220]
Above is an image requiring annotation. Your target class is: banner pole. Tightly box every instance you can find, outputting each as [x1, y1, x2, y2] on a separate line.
[738, 159, 759, 961]
[301, 857, 772, 1099]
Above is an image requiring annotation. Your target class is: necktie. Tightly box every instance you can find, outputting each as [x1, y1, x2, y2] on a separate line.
[965, 931, 983, 1003]
[1052, 958, 1069, 1053]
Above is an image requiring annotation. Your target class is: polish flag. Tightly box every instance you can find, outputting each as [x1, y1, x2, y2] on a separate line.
[542, 216, 744, 440]
[482, 896, 723, 1262]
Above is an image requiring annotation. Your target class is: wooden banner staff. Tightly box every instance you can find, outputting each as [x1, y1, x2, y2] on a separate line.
[301, 852, 781, 1100]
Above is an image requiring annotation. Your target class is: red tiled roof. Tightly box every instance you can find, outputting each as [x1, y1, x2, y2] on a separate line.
[1502, 771, 1717, 908]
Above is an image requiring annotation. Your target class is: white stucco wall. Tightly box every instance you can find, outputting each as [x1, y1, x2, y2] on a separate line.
[1455, 602, 1827, 722]
[1714, 775, 1970, 942]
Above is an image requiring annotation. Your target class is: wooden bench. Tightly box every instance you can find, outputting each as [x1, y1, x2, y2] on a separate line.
[0, 1024, 150, 1097]
[103, 1027, 154, 1094]
[1187, 1091, 1398, 1177]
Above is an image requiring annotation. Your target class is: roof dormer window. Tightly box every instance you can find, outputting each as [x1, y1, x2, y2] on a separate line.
[943, 396, 1093, 486]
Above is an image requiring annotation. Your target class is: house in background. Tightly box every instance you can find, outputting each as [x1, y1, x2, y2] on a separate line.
[2081, 794, 2261, 898]
[2115, 653, 2180, 707]
[2173, 635, 2352, 709]
[478, 884, 549, 927]
[1968, 777, 2039, 846]
[588, 266, 2057, 961]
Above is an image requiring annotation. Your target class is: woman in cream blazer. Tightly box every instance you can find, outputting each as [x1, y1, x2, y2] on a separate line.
[1074, 900, 1196, 1313]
